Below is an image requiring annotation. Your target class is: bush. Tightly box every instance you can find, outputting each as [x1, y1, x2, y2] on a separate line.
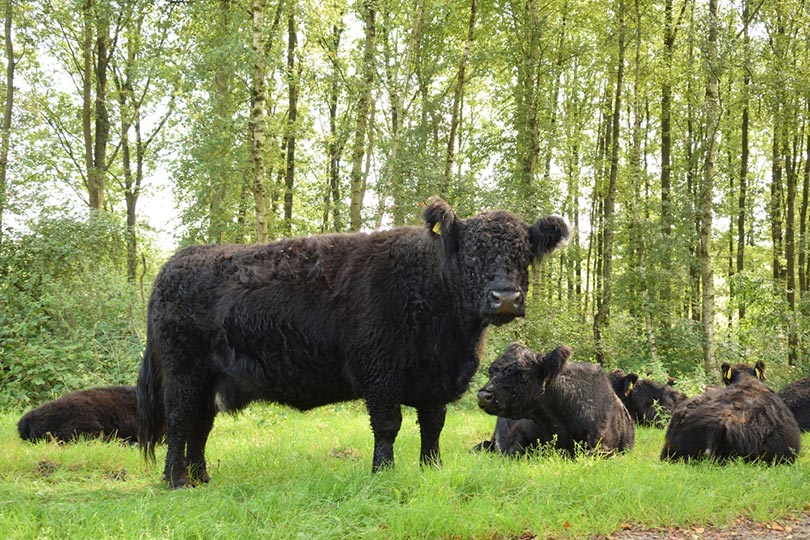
[0, 211, 148, 408]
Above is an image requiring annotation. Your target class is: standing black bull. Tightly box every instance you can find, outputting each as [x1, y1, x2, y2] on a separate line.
[137, 198, 570, 488]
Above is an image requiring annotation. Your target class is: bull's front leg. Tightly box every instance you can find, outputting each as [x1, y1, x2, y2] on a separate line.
[417, 405, 446, 468]
[365, 397, 402, 472]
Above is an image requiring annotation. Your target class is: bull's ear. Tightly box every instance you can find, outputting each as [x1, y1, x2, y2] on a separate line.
[624, 373, 639, 397]
[541, 345, 572, 379]
[529, 216, 571, 259]
[423, 197, 460, 253]
[754, 361, 766, 381]
[721, 362, 732, 385]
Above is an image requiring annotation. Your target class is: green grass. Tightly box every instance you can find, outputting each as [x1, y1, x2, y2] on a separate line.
[2, 403, 808, 539]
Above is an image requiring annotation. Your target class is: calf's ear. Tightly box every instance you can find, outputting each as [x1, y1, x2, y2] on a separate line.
[529, 216, 571, 259]
[540, 345, 572, 379]
[623, 373, 639, 397]
[754, 361, 766, 381]
[424, 198, 460, 253]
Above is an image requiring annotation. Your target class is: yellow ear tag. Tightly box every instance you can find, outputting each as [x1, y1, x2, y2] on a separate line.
[625, 380, 634, 396]
[725, 368, 732, 381]
[755, 368, 763, 380]
[432, 222, 442, 235]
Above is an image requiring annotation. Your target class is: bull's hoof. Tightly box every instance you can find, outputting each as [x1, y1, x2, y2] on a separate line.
[166, 473, 193, 490]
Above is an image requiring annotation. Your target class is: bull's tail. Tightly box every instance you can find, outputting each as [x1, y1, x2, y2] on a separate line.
[137, 340, 166, 463]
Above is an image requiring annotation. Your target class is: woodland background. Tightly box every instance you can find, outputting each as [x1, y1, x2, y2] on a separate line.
[1, 0, 810, 407]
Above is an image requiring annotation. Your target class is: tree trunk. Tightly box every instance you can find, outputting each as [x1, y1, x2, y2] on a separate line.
[383, 0, 425, 226]
[660, 0, 674, 236]
[93, 10, 110, 212]
[699, 0, 719, 374]
[512, 0, 542, 216]
[349, 0, 375, 231]
[443, 0, 476, 195]
[801, 98, 810, 296]
[0, 0, 14, 246]
[771, 128, 784, 282]
[631, 0, 657, 361]
[251, 0, 269, 242]
[81, 0, 95, 209]
[736, 0, 750, 320]
[323, 15, 345, 233]
[786, 138, 798, 366]
[594, 0, 625, 365]
[283, 11, 299, 236]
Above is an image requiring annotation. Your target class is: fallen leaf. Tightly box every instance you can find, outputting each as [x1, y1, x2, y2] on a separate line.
[772, 523, 785, 531]
[620, 523, 632, 530]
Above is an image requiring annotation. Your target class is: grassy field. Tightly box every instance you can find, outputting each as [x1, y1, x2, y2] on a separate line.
[1, 402, 809, 540]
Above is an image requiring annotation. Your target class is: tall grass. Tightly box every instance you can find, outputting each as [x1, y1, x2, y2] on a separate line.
[2, 403, 808, 539]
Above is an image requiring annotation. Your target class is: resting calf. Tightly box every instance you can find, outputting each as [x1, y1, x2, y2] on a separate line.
[477, 343, 634, 456]
[661, 362, 800, 464]
[18, 386, 138, 444]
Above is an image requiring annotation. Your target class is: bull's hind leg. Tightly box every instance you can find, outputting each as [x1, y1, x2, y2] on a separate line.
[185, 402, 216, 485]
[163, 375, 215, 489]
[417, 406, 446, 468]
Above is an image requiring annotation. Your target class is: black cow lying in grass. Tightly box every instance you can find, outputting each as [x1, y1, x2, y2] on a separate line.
[476, 343, 634, 456]
[660, 362, 801, 464]
[138, 198, 570, 488]
[609, 370, 687, 427]
[777, 377, 810, 431]
[17, 385, 138, 444]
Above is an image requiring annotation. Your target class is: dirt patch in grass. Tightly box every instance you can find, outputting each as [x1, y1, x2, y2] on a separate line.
[602, 513, 810, 540]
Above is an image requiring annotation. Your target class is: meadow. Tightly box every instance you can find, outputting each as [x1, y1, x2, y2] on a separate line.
[1, 402, 808, 540]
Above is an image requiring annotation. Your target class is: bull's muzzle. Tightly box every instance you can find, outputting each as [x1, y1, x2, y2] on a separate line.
[487, 289, 524, 316]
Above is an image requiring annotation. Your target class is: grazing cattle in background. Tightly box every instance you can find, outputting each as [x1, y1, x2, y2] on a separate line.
[476, 343, 634, 456]
[18, 386, 138, 444]
[137, 198, 570, 488]
[608, 370, 687, 427]
[660, 362, 800, 464]
[777, 377, 810, 431]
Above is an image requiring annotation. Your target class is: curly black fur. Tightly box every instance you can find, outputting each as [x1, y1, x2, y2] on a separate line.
[661, 362, 801, 464]
[136, 198, 570, 488]
[476, 343, 634, 456]
[18, 386, 138, 444]
[777, 377, 810, 431]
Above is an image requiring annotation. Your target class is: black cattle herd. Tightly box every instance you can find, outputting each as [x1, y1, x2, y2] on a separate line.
[14, 199, 810, 489]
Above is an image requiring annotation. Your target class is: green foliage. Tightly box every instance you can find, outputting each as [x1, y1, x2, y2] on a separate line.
[0, 211, 146, 408]
[2, 405, 809, 539]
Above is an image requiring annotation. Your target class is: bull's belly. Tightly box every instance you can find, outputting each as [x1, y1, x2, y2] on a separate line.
[215, 347, 359, 412]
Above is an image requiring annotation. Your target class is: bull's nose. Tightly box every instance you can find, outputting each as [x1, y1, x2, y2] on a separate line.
[488, 290, 523, 315]
[477, 390, 494, 409]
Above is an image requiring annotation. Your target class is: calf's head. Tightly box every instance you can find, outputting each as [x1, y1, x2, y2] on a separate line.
[721, 361, 766, 385]
[477, 343, 572, 418]
[609, 370, 686, 425]
[423, 199, 570, 325]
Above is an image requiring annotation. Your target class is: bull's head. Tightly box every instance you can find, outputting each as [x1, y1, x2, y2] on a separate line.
[477, 343, 572, 419]
[423, 198, 571, 325]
